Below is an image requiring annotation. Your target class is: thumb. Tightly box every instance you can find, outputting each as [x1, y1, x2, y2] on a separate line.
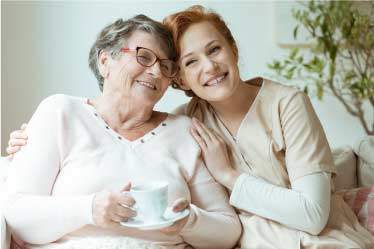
[172, 198, 189, 213]
[121, 182, 132, 192]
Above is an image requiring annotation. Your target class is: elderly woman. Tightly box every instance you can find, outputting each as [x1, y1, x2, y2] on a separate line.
[3, 15, 241, 249]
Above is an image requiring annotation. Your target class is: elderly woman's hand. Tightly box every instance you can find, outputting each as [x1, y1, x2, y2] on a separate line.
[159, 198, 190, 235]
[92, 182, 137, 229]
[6, 123, 28, 157]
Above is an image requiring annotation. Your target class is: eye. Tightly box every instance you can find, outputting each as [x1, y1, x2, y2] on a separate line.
[185, 59, 197, 67]
[208, 46, 220, 55]
[138, 55, 152, 63]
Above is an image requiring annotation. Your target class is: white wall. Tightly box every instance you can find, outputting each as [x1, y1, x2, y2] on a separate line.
[2, 0, 372, 155]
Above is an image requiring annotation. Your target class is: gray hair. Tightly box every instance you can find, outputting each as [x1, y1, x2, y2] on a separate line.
[88, 15, 177, 91]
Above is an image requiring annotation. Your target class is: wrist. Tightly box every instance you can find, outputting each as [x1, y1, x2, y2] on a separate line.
[220, 169, 241, 190]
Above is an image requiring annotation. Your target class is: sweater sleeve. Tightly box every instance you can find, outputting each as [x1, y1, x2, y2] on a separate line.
[4, 95, 94, 245]
[230, 172, 331, 235]
[180, 159, 242, 249]
[229, 92, 334, 235]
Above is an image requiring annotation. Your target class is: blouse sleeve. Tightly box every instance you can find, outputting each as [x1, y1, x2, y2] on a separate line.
[279, 91, 336, 182]
[4, 95, 94, 245]
[180, 159, 241, 249]
[180, 157, 241, 249]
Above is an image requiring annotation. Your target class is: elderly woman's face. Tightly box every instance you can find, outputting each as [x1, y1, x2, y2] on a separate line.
[104, 30, 171, 106]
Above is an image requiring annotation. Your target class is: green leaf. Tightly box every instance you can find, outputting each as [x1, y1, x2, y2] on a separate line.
[290, 48, 299, 60]
[303, 86, 309, 95]
[293, 25, 299, 40]
[316, 81, 324, 100]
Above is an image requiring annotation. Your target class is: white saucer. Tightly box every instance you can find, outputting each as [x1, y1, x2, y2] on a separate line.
[120, 207, 190, 230]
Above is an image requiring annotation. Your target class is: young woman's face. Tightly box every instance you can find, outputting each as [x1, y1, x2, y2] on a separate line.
[178, 21, 240, 102]
[104, 30, 171, 106]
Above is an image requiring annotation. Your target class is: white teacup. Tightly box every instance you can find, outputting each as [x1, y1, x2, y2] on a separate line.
[130, 181, 168, 223]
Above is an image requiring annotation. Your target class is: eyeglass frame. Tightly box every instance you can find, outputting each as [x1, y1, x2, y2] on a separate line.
[119, 46, 179, 78]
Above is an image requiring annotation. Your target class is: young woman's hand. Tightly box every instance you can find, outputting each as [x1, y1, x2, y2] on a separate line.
[159, 198, 190, 235]
[92, 183, 137, 229]
[190, 118, 240, 190]
[6, 123, 28, 157]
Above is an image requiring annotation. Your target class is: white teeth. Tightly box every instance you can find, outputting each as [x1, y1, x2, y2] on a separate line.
[137, 80, 156, 90]
[206, 74, 226, 86]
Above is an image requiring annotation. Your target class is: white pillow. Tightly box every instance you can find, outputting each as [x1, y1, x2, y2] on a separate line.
[332, 146, 357, 191]
[354, 136, 374, 187]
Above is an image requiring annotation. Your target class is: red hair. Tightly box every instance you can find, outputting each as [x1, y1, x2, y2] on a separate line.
[163, 5, 239, 96]
[163, 5, 238, 61]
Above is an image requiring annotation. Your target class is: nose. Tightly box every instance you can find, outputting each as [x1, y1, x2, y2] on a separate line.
[202, 57, 218, 74]
[147, 60, 162, 79]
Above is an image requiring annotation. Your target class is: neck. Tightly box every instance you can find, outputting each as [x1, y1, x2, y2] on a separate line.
[91, 91, 155, 131]
[209, 78, 255, 120]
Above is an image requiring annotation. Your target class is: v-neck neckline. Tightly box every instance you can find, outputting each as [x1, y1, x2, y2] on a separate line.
[83, 98, 170, 147]
[210, 78, 266, 143]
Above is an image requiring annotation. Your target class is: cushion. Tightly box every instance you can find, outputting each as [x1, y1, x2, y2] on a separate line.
[332, 147, 357, 191]
[340, 186, 374, 235]
[354, 136, 374, 187]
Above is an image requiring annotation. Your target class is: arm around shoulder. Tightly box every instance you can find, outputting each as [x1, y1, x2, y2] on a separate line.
[4, 95, 94, 244]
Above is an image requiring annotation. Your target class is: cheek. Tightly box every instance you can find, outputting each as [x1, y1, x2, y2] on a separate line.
[183, 67, 201, 83]
[180, 72, 195, 89]
[110, 58, 143, 79]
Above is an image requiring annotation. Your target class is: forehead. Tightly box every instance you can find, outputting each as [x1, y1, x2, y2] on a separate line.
[179, 21, 226, 55]
[126, 30, 168, 58]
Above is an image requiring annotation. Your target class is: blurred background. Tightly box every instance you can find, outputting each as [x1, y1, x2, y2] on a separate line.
[2, 0, 372, 155]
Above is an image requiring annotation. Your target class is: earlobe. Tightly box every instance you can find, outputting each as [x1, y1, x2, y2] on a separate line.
[176, 77, 191, 91]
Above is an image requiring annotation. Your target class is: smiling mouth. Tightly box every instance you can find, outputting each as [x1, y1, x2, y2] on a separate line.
[136, 80, 157, 90]
[204, 72, 229, 87]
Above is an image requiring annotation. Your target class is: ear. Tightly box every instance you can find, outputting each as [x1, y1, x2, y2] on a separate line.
[98, 50, 110, 79]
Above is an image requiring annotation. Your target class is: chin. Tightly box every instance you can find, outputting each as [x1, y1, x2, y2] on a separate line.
[199, 84, 237, 103]
[199, 90, 233, 103]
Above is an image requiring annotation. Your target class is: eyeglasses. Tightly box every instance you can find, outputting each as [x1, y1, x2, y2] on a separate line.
[120, 47, 179, 78]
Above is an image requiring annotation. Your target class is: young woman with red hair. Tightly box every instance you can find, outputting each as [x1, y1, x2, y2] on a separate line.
[162, 5, 374, 249]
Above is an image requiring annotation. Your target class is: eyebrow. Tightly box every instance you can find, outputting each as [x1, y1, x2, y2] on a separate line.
[180, 40, 219, 61]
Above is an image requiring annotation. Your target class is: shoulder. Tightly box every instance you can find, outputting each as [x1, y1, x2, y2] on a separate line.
[262, 79, 300, 100]
[172, 98, 209, 121]
[165, 114, 200, 148]
[38, 94, 85, 112]
[166, 113, 193, 131]
[260, 79, 310, 108]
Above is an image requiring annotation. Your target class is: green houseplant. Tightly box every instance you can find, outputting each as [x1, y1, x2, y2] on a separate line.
[268, 0, 373, 135]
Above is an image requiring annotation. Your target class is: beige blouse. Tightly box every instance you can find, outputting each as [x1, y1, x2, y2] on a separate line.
[175, 78, 374, 249]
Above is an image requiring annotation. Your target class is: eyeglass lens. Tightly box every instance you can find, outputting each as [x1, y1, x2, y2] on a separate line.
[136, 48, 177, 77]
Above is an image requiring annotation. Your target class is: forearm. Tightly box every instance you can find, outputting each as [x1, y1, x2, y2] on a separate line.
[4, 193, 94, 244]
[180, 204, 241, 249]
[230, 172, 331, 235]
